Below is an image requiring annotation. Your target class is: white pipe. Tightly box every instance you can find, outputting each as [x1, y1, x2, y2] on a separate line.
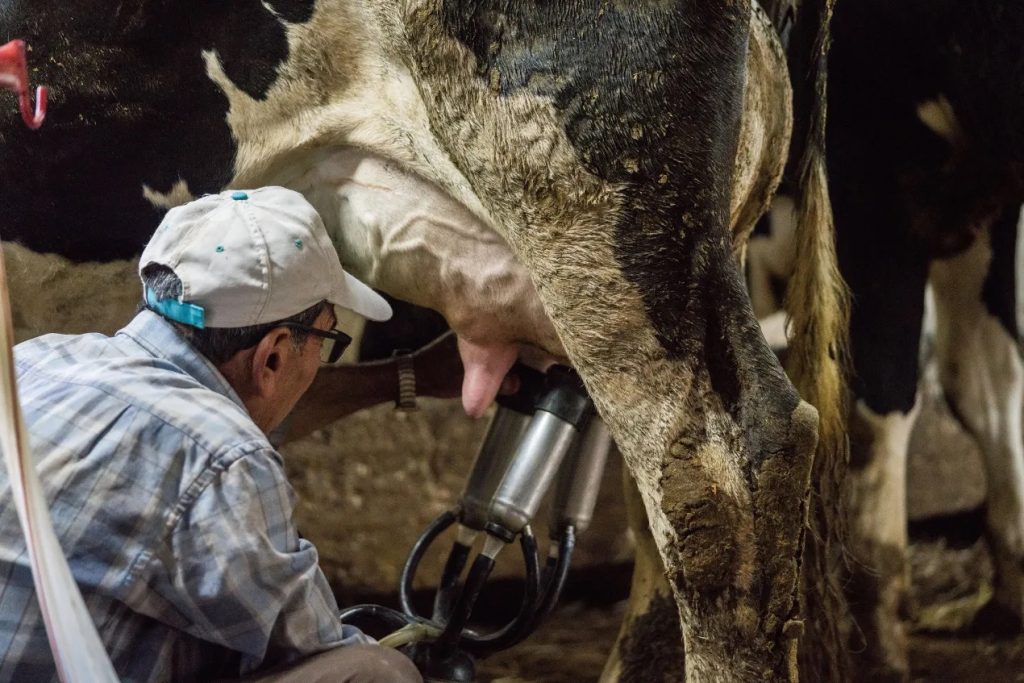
[0, 245, 119, 682]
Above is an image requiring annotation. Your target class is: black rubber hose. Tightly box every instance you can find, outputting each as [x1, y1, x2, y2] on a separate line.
[534, 526, 576, 627]
[434, 553, 496, 657]
[433, 540, 473, 623]
[461, 529, 542, 655]
[339, 603, 414, 635]
[400, 510, 458, 619]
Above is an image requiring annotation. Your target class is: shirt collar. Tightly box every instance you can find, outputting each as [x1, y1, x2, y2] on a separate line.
[118, 310, 247, 412]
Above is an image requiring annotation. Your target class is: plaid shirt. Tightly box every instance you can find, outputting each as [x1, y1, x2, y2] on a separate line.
[0, 311, 369, 682]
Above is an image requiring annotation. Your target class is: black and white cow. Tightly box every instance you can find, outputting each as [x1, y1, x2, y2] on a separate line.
[830, 3, 1024, 680]
[0, 1, 845, 680]
[746, 2, 1024, 679]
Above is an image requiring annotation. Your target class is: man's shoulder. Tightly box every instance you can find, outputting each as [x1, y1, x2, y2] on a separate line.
[17, 342, 275, 492]
[15, 329, 111, 367]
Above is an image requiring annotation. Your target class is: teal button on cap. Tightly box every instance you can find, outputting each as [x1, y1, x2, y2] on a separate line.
[231, 191, 248, 200]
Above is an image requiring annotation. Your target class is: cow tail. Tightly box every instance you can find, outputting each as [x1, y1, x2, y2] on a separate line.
[782, 0, 852, 681]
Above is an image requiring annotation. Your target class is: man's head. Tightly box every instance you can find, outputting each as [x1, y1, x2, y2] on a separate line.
[138, 186, 392, 433]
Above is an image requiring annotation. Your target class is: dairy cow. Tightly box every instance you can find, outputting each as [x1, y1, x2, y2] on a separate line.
[745, 2, 1024, 679]
[830, 3, 1024, 680]
[0, 1, 845, 680]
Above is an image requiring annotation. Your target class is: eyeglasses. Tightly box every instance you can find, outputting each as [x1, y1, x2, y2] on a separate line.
[279, 323, 353, 364]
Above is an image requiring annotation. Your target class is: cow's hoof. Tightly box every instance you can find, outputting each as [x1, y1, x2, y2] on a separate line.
[849, 630, 910, 683]
[846, 547, 911, 683]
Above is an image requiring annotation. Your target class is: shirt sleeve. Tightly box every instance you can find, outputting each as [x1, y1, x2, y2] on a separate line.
[130, 445, 372, 675]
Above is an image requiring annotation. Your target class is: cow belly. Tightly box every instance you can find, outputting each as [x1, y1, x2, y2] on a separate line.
[290, 147, 563, 414]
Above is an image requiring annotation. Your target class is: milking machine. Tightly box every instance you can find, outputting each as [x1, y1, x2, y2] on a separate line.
[342, 364, 612, 682]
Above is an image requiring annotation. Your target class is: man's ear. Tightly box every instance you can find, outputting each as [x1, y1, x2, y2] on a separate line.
[250, 328, 294, 397]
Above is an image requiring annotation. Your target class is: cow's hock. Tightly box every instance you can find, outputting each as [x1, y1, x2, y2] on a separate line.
[658, 400, 817, 680]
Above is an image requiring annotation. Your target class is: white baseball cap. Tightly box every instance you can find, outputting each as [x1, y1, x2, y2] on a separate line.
[138, 186, 392, 328]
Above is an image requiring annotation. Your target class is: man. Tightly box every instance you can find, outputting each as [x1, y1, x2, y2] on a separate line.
[0, 187, 461, 682]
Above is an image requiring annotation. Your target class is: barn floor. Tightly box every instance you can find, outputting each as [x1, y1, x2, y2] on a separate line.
[471, 536, 1024, 682]
[480, 606, 1024, 682]
[480, 605, 1024, 682]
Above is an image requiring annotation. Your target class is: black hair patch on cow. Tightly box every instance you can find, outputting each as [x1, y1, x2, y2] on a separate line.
[0, 1, 313, 262]
[826, 0, 946, 416]
[830, 173, 929, 416]
[827, 0, 1024, 415]
[982, 205, 1020, 342]
[0, 51, 236, 261]
[358, 295, 450, 362]
[945, 3, 1024, 170]
[439, 0, 800, 461]
[751, 212, 772, 238]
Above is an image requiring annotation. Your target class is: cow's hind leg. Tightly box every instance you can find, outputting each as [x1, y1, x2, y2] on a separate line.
[836, 193, 930, 680]
[845, 400, 919, 680]
[930, 209, 1024, 629]
[405, 2, 822, 677]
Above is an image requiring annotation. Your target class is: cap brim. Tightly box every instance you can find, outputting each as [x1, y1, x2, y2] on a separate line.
[331, 272, 393, 322]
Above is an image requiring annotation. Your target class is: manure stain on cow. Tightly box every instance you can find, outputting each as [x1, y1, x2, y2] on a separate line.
[747, 406, 818, 633]
[619, 592, 686, 683]
[660, 441, 745, 597]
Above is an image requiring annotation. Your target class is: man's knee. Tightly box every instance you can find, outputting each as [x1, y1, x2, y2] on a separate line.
[256, 644, 422, 683]
[345, 645, 422, 683]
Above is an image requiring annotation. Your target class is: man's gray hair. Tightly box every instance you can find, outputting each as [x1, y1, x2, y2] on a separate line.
[141, 264, 326, 365]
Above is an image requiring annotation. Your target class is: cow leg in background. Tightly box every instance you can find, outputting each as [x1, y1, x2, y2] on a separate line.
[930, 209, 1024, 629]
[844, 400, 919, 680]
[601, 465, 685, 683]
[836, 191, 929, 680]
[747, 195, 797, 321]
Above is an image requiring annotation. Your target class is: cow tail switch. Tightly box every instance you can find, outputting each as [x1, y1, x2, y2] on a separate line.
[341, 364, 612, 682]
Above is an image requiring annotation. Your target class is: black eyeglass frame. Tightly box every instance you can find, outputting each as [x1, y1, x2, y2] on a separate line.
[279, 323, 353, 364]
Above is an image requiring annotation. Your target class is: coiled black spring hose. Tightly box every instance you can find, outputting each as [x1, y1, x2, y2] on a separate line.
[396, 511, 544, 654]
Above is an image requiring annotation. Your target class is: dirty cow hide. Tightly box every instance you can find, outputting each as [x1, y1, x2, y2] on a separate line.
[0, 1, 845, 681]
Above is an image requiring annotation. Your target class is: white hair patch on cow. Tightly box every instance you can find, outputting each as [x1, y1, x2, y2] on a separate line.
[848, 400, 917, 554]
[845, 398, 918, 675]
[142, 179, 194, 209]
[757, 309, 789, 350]
[916, 95, 962, 144]
[291, 147, 559, 350]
